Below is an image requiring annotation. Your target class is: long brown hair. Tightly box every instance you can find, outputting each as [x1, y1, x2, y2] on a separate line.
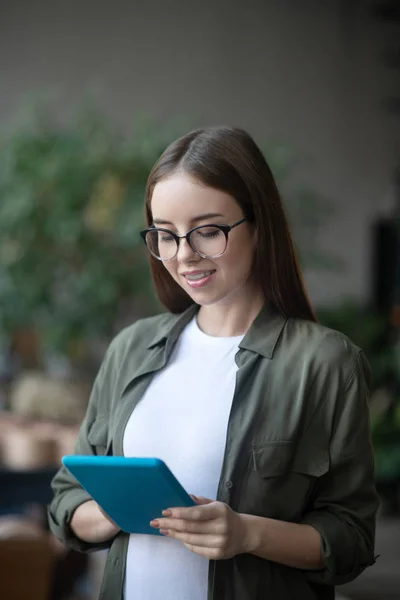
[144, 126, 317, 321]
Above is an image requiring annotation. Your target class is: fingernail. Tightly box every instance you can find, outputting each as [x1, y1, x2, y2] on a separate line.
[150, 520, 160, 528]
[160, 529, 169, 536]
[162, 510, 172, 517]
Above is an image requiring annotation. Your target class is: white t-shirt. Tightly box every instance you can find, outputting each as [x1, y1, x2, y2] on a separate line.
[123, 317, 243, 600]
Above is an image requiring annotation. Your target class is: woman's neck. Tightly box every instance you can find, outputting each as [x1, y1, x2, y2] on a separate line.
[196, 290, 264, 338]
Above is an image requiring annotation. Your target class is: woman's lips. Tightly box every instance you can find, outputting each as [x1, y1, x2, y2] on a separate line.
[181, 270, 216, 288]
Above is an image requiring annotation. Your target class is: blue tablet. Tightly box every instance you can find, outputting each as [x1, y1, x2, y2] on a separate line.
[61, 455, 195, 535]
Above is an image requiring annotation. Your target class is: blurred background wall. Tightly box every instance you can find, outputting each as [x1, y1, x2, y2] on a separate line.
[0, 0, 398, 307]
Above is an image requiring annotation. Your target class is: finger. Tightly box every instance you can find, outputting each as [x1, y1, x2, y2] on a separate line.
[190, 495, 213, 506]
[162, 501, 223, 521]
[183, 543, 225, 561]
[154, 517, 221, 534]
[197, 497, 213, 505]
[163, 530, 223, 549]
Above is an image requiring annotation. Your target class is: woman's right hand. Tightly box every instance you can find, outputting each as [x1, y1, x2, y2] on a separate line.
[70, 500, 121, 544]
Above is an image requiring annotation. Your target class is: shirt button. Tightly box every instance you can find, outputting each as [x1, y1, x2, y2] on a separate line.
[225, 480, 233, 489]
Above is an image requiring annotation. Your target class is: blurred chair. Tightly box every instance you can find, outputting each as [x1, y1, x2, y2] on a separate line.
[0, 536, 55, 600]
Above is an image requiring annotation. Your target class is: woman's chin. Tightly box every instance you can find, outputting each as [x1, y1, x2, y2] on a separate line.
[185, 289, 226, 307]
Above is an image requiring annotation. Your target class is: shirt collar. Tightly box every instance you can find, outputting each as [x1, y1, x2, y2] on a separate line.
[147, 303, 287, 360]
[239, 304, 287, 359]
[146, 304, 198, 350]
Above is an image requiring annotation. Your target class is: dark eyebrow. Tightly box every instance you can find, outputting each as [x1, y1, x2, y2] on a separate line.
[152, 212, 225, 226]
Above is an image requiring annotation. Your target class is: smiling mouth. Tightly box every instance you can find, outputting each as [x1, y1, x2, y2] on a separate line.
[183, 270, 215, 281]
[181, 270, 216, 288]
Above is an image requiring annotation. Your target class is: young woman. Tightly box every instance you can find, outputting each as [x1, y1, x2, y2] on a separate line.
[49, 126, 379, 600]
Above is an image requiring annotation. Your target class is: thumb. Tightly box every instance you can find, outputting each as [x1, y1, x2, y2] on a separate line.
[190, 494, 213, 505]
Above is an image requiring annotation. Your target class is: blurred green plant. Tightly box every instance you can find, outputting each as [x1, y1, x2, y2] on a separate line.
[371, 404, 400, 482]
[0, 106, 176, 361]
[0, 101, 339, 363]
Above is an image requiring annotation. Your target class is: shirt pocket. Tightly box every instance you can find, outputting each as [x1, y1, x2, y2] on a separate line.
[238, 441, 329, 521]
[87, 417, 111, 456]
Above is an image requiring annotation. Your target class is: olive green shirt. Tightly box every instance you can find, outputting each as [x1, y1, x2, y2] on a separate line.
[48, 304, 379, 600]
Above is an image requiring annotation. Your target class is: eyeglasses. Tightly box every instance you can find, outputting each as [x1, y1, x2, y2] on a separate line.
[140, 218, 248, 261]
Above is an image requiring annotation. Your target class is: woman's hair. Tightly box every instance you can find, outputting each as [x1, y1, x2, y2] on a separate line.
[144, 126, 317, 321]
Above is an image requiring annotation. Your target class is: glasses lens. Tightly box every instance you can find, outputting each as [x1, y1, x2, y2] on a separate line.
[145, 230, 178, 260]
[191, 226, 227, 257]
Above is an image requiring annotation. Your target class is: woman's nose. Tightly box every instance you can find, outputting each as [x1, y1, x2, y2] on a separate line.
[176, 237, 198, 262]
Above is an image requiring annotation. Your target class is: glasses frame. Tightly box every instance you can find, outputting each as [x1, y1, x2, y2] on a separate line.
[140, 217, 248, 261]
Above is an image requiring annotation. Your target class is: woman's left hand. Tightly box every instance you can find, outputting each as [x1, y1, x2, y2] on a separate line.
[150, 496, 253, 559]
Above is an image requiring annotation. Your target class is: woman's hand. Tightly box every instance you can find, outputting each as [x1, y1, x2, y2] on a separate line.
[150, 496, 253, 560]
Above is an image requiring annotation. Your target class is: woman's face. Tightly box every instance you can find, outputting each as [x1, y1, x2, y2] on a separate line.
[150, 172, 258, 308]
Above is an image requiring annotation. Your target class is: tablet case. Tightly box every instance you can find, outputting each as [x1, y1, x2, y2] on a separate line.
[62, 455, 195, 535]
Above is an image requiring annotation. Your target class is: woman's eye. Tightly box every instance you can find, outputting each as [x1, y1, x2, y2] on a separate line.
[160, 234, 175, 243]
[196, 227, 222, 239]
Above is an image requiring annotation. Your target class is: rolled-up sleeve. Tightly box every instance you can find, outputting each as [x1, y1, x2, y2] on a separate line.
[301, 350, 379, 585]
[48, 346, 115, 553]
